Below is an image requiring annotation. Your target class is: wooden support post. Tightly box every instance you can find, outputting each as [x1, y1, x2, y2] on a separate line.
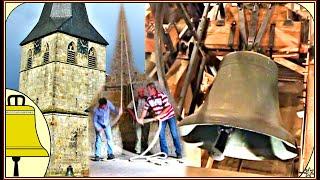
[237, 159, 243, 172]
[177, 3, 211, 116]
[300, 60, 314, 172]
[154, 4, 167, 90]
[188, 55, 207, 115]
[205, 156, 214, 169]
[153, 3, 178, 115]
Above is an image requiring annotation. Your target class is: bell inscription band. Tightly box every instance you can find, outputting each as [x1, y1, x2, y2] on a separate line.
[179, 51, 298, 161]
[6, 95, 49, 176]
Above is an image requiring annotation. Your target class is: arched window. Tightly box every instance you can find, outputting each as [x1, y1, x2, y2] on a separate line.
[67, 42, 76, 64]
[26, 49, 33, 69]
[88, 47, 97, 68]
[43, 43, 49, 64]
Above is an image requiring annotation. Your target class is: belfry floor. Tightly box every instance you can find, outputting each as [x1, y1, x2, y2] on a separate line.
[89, 153, 187, 177]
[89, 151, 269, 177]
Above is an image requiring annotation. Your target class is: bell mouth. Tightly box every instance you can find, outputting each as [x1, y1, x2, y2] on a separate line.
[180, 124, 298, 161]
[179, 110, 296, 147]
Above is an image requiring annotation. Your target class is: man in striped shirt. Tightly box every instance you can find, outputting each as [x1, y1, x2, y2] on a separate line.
[137, 82, 182, 159]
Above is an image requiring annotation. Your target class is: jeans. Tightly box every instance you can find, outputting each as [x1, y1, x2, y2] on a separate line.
[159, 117, 182, 156]
[95, 125, 114, 157]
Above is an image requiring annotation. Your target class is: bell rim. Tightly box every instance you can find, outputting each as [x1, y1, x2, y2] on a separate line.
[179, 113, 296, 148]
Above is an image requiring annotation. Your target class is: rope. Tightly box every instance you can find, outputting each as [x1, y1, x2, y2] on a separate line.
[120, 13, 124, 110]
[121, 7, 167, 164]
[122, 14, 138, 120]
[129, 121, 168, 163]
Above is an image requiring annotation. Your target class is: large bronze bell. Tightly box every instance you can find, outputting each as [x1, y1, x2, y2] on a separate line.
[179, 51, 297, 161]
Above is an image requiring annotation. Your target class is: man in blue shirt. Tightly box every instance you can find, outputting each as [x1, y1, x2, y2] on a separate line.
[93, 97, 122, 161]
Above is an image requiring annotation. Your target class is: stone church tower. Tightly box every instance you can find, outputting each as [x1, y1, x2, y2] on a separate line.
[19, 3, 108, 176]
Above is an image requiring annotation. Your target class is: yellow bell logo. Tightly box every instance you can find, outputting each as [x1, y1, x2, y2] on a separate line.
[5, 90, 50, 177]
[6, 95, 49, 157]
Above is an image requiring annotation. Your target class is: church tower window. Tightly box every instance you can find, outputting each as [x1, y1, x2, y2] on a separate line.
[88, 47, 97, 68]
[43, 43, 49, 64]
[26, 49, 33, 69]
[67, 42, 76, 64]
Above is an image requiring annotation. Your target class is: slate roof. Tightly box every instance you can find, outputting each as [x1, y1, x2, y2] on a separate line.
[20, 3, 108, 46]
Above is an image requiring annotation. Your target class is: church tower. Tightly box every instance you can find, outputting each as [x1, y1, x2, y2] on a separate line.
[19, 3, 108, 176]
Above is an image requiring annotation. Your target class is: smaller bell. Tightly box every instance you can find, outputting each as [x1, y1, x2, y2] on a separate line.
[65, 165, 74, 177]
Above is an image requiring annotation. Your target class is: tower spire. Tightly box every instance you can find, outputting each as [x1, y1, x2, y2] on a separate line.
[109, 4, 139, 86]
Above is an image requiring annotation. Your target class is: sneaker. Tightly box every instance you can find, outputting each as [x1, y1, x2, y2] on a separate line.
[136, 151, 141, 155]
[92, 156, 102, 161]
[107, 154, 115, 160]
[176, 154, 182, 159]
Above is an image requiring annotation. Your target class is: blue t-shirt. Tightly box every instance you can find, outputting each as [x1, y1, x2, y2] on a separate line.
[93, 101, 118, 130]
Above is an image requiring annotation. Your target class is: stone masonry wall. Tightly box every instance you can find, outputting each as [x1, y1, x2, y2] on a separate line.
[44, 113, 89, 176]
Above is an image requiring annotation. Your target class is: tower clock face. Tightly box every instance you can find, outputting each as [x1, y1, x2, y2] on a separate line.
[34, 39, 41, 54]
[77, 38, 88, 54]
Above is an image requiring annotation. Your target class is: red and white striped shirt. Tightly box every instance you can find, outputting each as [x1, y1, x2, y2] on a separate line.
[144, 91, 175, 121]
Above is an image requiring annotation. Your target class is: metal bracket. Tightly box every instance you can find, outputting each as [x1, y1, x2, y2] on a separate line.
[247, 3, 259, 50]
[237, 3, 248, 49]
[268, 23, 276, 58]
[228, 21, 237, 50]
[253, 4, 274, 51]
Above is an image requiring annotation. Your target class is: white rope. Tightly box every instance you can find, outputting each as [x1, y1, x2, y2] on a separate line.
[121, 10, 167, 164]
[120, 10, 124, 110]
[129, 121, 168, 163]
[122, 15, 138, 120]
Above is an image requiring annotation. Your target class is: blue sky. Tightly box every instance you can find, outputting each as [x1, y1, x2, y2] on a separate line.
[5, 3, 146, 90]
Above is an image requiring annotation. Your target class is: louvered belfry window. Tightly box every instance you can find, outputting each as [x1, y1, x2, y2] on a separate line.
[43, 43, 49, 64]
[67, 42, 76, 64]
[88, 47, 97, 68]
[26, 49, 33, 69]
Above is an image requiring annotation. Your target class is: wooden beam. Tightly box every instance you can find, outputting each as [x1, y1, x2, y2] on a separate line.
[148, 52, 170, 78]
[205, 156, 214, 169]
[301, 62, 314, 171]
[273, 57, 305, 75]
[188, 55, 207, 114]
[177, 3, 210, 116]
[153, 3, 179, 115]
[178, 3, 207, 57]
[272, 53, 299, 59]
[154, 4, 166, 88]
[178, 3, 199, 41]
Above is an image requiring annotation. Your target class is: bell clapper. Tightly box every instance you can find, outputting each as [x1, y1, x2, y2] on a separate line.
[12, 156, 21, 177]
[210, 126, 234, 161]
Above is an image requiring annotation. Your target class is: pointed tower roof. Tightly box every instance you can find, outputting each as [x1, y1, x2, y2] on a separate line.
[109, 4, 140, 86]
[20, 3, 108, 46]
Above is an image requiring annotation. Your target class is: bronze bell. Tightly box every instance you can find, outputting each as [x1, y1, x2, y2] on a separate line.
[179, 51, 297, 161]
